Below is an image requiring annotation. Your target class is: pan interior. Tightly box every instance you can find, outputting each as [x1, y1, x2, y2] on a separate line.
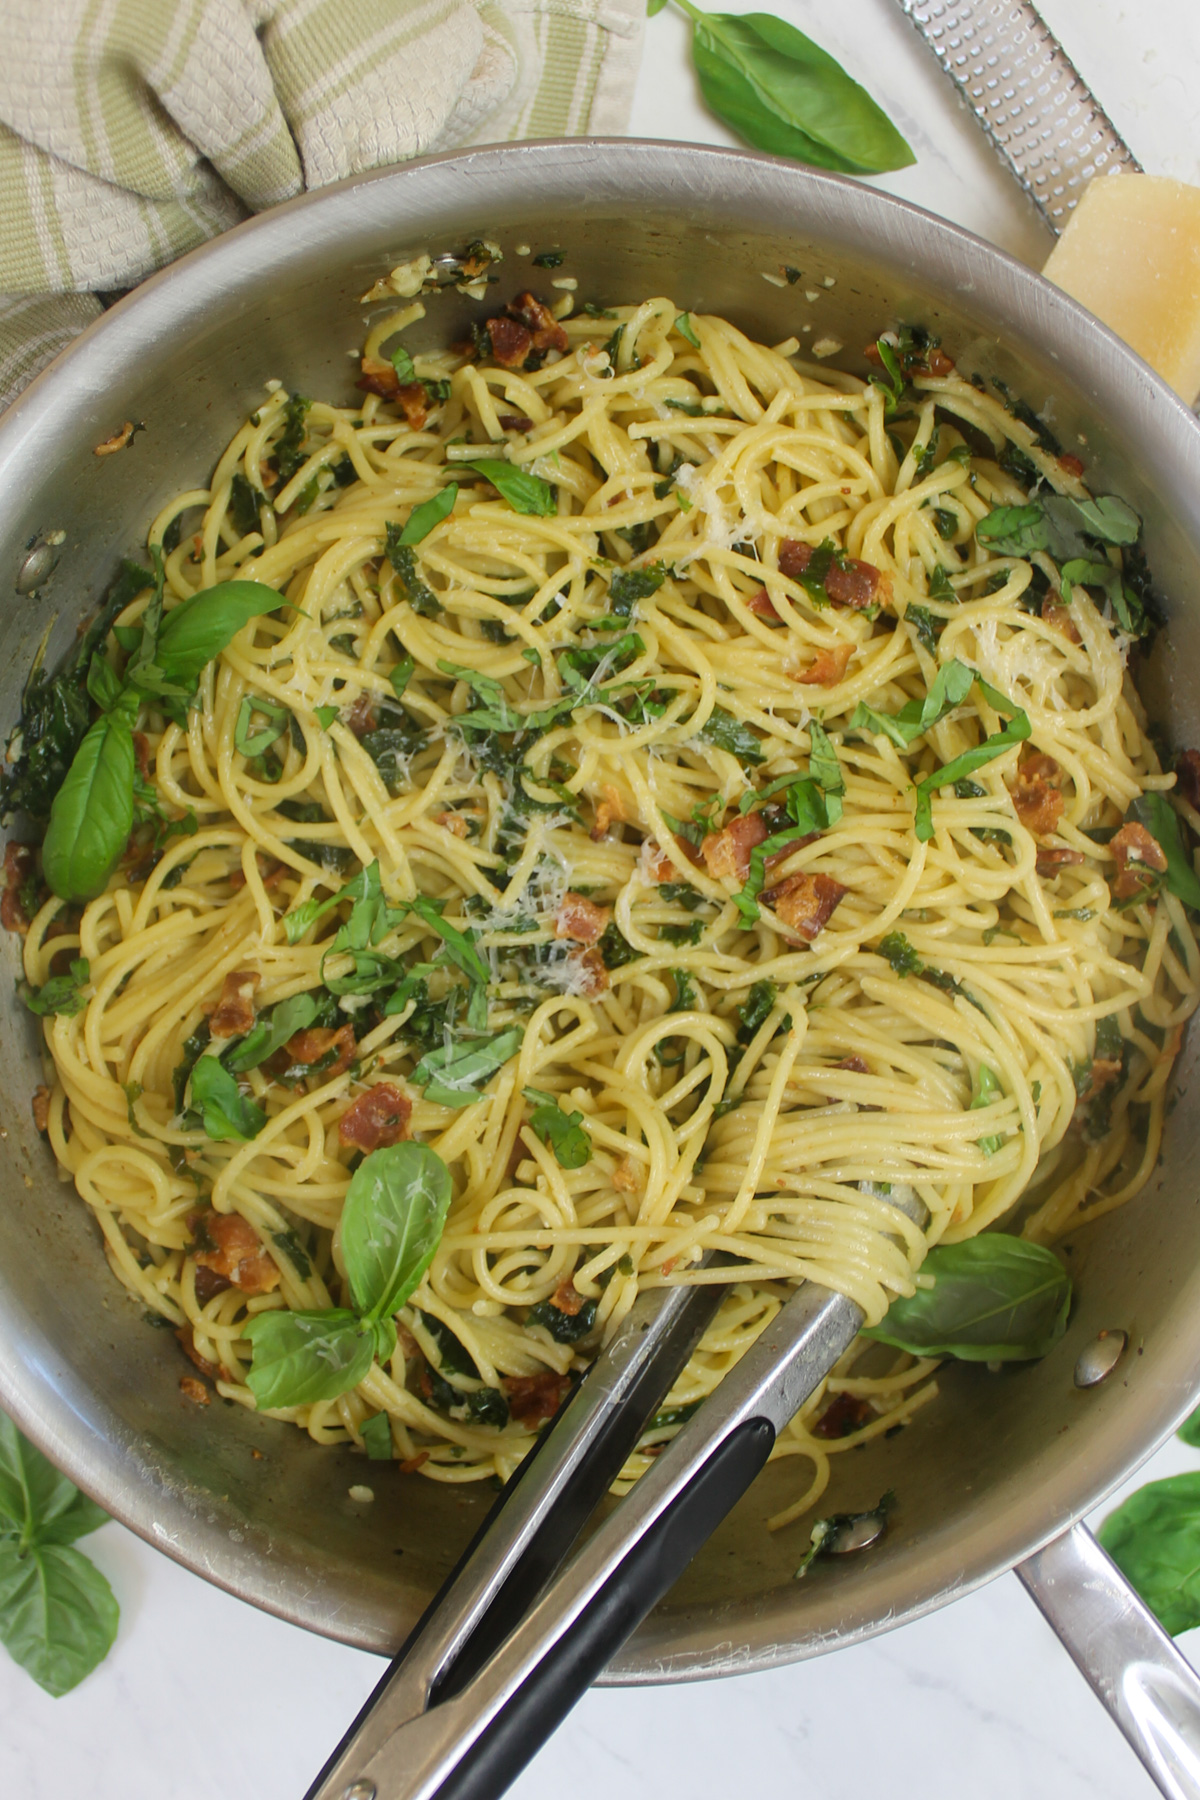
[1, 141, 1198, 1679]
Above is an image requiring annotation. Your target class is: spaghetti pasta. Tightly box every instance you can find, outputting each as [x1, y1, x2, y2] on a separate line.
[13, 292, 1198, 1523]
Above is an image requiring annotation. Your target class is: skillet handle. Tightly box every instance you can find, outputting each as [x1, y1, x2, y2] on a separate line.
[1017, 1521, 1200, 1800]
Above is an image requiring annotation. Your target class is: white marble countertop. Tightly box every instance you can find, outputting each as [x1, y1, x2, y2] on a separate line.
[5, 3, 1200, 1796]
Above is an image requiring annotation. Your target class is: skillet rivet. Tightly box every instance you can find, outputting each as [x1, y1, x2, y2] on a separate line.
[15, 541, 56, 595]
[1074, 1329, 1128, 1388]
[340, 1783, 376, 1800]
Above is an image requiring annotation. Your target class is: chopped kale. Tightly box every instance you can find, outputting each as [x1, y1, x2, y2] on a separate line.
[274, 395, 312, 484]
[659, 920, 704, 946]
[526, 1295, 598, 1343]
[597, 921, 641, 969]
[736, 979, 778, 1043]
[171, 1019, 211, 1115]
[608, 562, 669, 616]
[385, 529, 443, 616]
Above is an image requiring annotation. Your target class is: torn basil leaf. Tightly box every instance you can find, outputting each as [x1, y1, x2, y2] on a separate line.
[697, 705, 765, 765]
[1099, 1473, 1200, 1637]
[396, 484, 458, 547]
[226, 993, 320, 1073]
[341, 1142, 453, 1323]
[188, 1057, 266, 1142]
[22, 957, 90, 1019]
[243, 1308, 375, 1408]
[524, 1087, 592, 1169]
[412, 1027, 524, 1108]
[464, 461, 556, 517]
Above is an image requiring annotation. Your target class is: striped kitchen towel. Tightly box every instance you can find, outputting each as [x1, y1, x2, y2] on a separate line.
[0, 0, 645, 408]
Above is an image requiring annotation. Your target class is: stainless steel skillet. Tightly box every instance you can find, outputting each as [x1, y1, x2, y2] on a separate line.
[1, 137, 1200, 1776]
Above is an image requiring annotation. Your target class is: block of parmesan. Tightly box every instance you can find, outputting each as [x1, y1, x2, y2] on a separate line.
[1042, 173, 1200, 405]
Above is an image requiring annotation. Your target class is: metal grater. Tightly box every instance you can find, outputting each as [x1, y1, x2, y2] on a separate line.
[895, 0, 1142, 233]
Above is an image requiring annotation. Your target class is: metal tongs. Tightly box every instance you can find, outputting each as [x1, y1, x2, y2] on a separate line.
[306, 1193, 925, 1800]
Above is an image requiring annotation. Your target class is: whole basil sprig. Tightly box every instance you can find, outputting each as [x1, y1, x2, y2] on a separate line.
[41, 579, 291, 902]
[657, 1, 914, 175]
[0, 1414, 118, 1695]
[243, 1142, 452, 1409]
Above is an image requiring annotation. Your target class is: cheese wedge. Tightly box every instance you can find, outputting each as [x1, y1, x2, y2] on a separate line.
[1043, 173, 1200, 405]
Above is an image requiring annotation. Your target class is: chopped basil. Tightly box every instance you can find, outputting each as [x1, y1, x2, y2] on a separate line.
[523, 1086, 592, 1169]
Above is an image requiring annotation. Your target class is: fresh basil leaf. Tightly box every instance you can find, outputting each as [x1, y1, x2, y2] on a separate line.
[405, 894, 489, 987]
[391, 345, 416, 384]
[975, 504, 1048, 558]
[523, 1087, 591, 1169]
[608, 561, 669, 615]
[1128, 793, 1200, 910]
[464, 461, 557, 517]
[42, 710, 136, 902]
[1099, 1473, 1200, 1636]
[863, 1236, 1071, 1361]
[341, 1142, 453, 1321]
[22, 956, 90, 1018]
[243, 1308, 374, 1408]
[913, 676, 1030, 842]
[1060, 557, 1147, 636]
[850, 658, 975, 750]
[412, 1027, 524, 1108]
[1178, 1406, 1200, 1448]
[1071, 494, 1140, 544]
[225, 993, 319, 1073]
[235, 694, 290, 758]
[390, 654, 415, 700]
[152, 581, 290, 688]
[0, 1537, 118, 1696]
[697, 704, 765, 765]
[686, 9, 913, 174]
[807, 720, 844, 821]
[361, 1412, 394, 1460]
[188, 1057, 266, 1141]
[314, 704, 339, 730]
[282, 859, 380, 945]
[674, 312, 701, 348]
[397, 485, 458, 546]
[0, 1415, 107, 1546]
[86, 655, 122, 713]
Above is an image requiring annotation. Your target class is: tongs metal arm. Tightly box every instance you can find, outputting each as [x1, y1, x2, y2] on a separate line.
[310, 1277, 865, 1800]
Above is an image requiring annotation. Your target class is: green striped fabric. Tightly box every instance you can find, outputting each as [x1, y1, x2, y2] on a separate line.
[0, 0, 645, 407]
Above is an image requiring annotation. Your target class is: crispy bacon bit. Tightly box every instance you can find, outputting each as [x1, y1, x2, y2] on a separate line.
[1009, 754, 1066, 834]
[345, 693, 377, 738]
[193, 1211, 281, 1295]
[31, 1085, 50, 1133]
[591, 784, 625, 842]
[555, 892, 611, 945]
[863, 343, 884, 367]
[927, 348, 955, 377]
[1110, 821, 1168, 900]
[132, 732, 153, 781]
[499, 413, 534, 432]
[1081, 1058, 1123, 1102]
[761, 870, 848, 941]
[357, 358, 400, 399]
[1059, 452, 1086, 479]
[746, 587, 780, 619]
[94, 420, 135, 456]
[207, 970, 262, 1038]
[639, 840, 677, 884]
[552, 1282, 586, 1316]
[1042, 600, 1082, 644]
[611, 1155, 642, 1193]
[813, 1392, 873, 1438]
[338, 1083, 413, 1150]
[1176, 750, 1200, 811]
[1036, 846, 1087, 876]
[570, 948, 610, 996]
[793, 642, 855, 686]
[286, 1023, 357, 1077]
[193, 1265, 232, 1305]
[701, 811, 768, 883]
[176, 1324, 222, 1380]
[179, 1376, 210, 1406]
[486, 316, 533, 368]
[508, 292, 570, 354]
[824, 558, 881, 610]
[396, 383, 431, 429]
[504, 1371, 572, 1429]
[777, 538, 881, 610]
[837, 1055, 869, 1074]
[778, 539, 813, 580]
[2, 843, 34, 935]
[434, 811, 468, 837]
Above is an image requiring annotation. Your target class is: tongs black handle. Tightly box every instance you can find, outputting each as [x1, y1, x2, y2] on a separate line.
[308, 1277, 867, 1800]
